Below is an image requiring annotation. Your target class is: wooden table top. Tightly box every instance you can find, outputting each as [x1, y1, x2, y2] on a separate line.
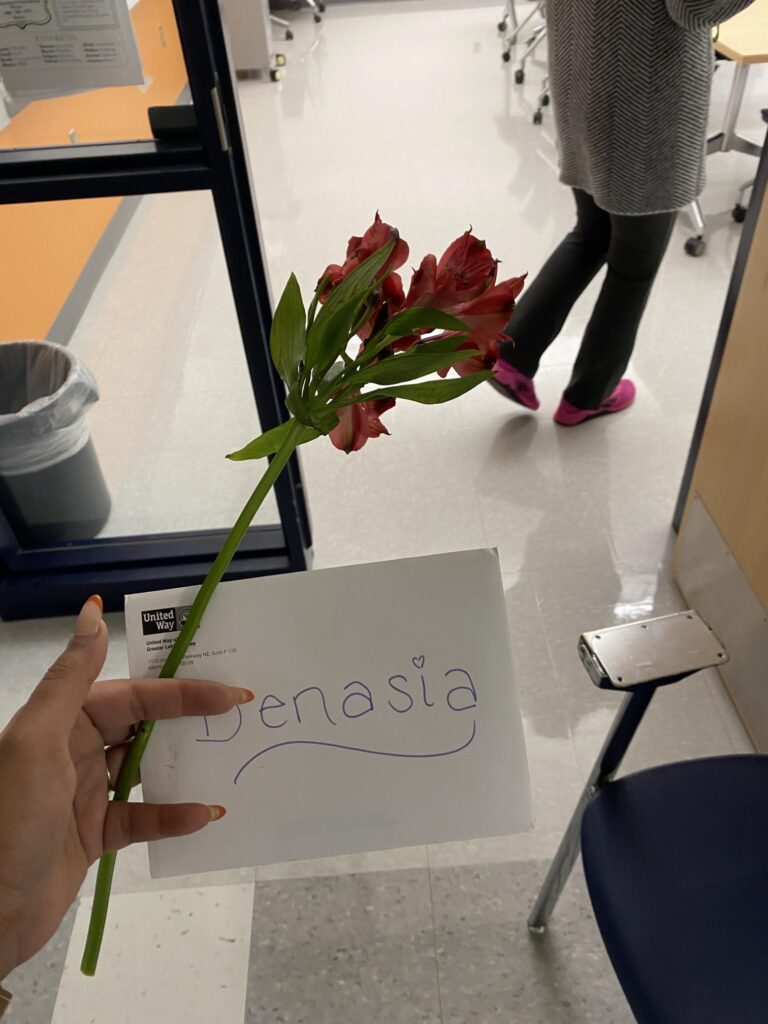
[715, 0, 768, 64]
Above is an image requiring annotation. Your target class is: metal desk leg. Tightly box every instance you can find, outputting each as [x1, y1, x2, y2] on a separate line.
[690, 62, 762, 254]
[723, 62, 751, 150]
[716, 63, 762, 158]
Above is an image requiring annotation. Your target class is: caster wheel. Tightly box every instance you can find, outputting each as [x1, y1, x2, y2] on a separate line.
[318, 1, 326, 10]
[497, 19, 508, 31]
[270, 68, 282, 82]
[732, 203, 747, 223]
[275, 53, 287, 67]
[533, 110, 543, 125]
[502, 49, 511, 62]
[542, 94, 550, 106]
[685, 236, 706, 257]
[285, 29, 294, 40]
[515, 68, 524, 84]
[313, 12, 322, 22]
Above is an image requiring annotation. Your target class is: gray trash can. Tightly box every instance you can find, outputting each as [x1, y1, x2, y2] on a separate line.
[0, 341, 111, 545]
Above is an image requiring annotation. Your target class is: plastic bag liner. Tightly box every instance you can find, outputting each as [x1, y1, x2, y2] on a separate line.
[0, 341, 99, 476]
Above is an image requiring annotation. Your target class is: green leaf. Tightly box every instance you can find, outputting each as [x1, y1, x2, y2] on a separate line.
[226, 419, 320, 461]
[381, 307, 469, 338]
[323, 241, 395, 313]
[356, 331, 468, 372]
[306, 277, 326, 327]
[357, 318, 469, 368]
[337, 372, 493, 407]
[314, 292, 372, 381]
[270, 274, 306, 388]
[285, 389, 315, 427]
[413, 334, 471, 353]
[354, 348, 482, 387]
[305, 242, 395, 373]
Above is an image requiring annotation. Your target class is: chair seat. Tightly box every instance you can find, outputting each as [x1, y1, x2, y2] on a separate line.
[582, 755, 768, 1024]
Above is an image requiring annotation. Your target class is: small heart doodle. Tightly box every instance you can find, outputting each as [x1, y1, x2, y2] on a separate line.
[412, 655, 426, 669]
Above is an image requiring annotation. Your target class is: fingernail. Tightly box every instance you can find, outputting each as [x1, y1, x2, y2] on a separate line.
[208, 805, 227, 822]
[236, 688, 255, 704]
[74, 595, 103, 637]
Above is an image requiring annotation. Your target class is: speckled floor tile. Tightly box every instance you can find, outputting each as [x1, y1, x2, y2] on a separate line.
[3, 904, 77, 1024]
[430, 860, 634, 1023]
[53, 885, 254, 1023]
[256, 845, 428, 882]
[245, 870, 440, 1023]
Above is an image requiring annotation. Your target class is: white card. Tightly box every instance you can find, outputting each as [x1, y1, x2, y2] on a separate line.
[126, 549, 531, 878]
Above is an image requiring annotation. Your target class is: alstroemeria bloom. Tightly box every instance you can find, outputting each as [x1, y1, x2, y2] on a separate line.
[403, 231, 499, 311]
[319, 214, 409, 297]
[357, 270, 405, 341]
[438, 274, 527, 377]
[329, 397, 397, 453]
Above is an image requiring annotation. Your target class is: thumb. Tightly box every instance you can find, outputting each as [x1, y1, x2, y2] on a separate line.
[26, 595, 109, 731]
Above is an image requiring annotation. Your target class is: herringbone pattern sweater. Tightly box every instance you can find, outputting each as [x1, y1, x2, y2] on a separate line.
[549, 0, 756, 214]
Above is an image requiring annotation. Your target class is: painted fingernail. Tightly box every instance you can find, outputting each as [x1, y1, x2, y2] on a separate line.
[236, 688, 255, 704]
[208, 805, 227, 822]
[74, 595, 103, 637]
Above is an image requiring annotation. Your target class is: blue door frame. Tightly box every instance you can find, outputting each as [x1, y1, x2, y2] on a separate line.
[0, 0, 311, 621]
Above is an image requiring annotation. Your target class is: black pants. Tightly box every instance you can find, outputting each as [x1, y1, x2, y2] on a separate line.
[500, 189, 676, 409]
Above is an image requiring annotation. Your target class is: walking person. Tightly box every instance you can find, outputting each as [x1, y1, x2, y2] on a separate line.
[494, 0, 756, 426]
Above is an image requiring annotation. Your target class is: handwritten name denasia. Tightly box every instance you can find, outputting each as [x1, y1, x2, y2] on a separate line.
[198, 656, 480, 779]
[257, 658, 477, 731]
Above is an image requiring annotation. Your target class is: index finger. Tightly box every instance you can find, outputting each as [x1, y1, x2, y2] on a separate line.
[25, 596, 108, 732]
[84, 677, 255, 745]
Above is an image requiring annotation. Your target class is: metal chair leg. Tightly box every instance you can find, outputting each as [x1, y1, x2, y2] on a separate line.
[498, 0, 518, 34]
[530, 609, 727, 931]
[301, 0, 323, 24]
[533, 74, 550, 124]
[684, 200, 707, 257]
[731, 179, 755, 223]
[271, 13, 293, 40]
[505, 0, 542, 48]
[528, 689, 656, 932]
[514, 23, 546, 83]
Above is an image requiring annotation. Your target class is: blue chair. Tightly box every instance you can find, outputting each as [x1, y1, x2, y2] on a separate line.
[528, 611, 768, 1024]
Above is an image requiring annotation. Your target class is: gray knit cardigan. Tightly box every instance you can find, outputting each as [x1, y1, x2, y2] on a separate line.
[549, 0, 756, 215]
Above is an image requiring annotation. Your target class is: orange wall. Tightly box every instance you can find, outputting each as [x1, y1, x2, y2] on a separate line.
[0, 0, 189, 341]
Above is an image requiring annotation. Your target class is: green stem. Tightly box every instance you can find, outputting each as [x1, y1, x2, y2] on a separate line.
[80, 420, 305, 976]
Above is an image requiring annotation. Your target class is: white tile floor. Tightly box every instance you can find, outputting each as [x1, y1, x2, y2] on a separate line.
[2, 1, 765, 1020]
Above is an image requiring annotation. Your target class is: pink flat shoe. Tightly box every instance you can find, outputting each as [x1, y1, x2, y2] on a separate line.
[490, 357, 540, 411]
[554, 379, 636, 426]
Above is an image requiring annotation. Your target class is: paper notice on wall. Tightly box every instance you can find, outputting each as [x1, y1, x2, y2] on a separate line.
[0, 0, 142, 99]
[126, 549, 532, 878]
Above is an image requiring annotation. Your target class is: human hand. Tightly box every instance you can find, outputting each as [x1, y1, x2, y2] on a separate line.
[0, 596, 253, 980]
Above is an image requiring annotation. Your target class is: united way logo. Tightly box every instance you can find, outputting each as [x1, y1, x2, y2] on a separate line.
[142, 605, 192, 635]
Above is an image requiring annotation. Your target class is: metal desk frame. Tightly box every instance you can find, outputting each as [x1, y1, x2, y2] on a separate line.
[687, 52, 765, 254]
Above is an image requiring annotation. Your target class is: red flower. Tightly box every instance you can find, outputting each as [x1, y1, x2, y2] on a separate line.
[401, 253, 437, 309]
[329, 397, 397, 453]
[403, 231, 499, 311]
[357, 270, 406, 342]
[318, 214, 409, 298]
[436, 274, 527, 377]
